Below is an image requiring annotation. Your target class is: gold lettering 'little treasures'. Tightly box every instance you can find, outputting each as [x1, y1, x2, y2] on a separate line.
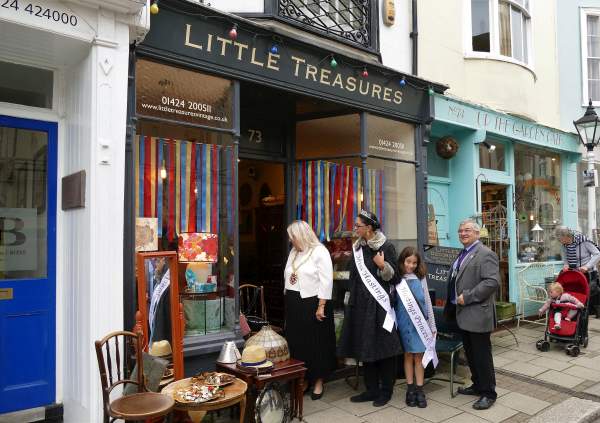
[184, 24, 404, 105]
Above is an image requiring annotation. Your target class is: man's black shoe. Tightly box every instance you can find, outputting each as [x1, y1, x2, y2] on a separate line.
[457, 385, 479, 396]
[472, 396, 495, 410]
[350, 392, 378, 403]
[372, 395, 390, 407]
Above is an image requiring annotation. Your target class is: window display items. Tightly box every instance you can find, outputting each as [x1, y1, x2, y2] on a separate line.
[178, 232, 219, 263]
[245, 326, 290, 363]
[135, 217, 158, 251]
[179, 233, 219, 293]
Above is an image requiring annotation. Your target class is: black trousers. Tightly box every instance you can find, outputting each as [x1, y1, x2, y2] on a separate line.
[461, 329, 497, 399]
[363, 356, 397, 399]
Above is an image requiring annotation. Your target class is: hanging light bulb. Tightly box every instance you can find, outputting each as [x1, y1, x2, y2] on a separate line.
[361, 67, 369, 78]
[270, 44, 279, 54]
[428, 87, 435, 95]
[228, 24, 238, 40]
[399, 77, 406, 87]
[150, 0, 159, 15]
[160, 161, 167, 180]
[330, 56, 338, 68]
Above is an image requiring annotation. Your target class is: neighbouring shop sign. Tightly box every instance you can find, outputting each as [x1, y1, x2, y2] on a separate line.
[367, 115, 415, 161]
[136, 59, 234, 129]
[0, 208, 37, 272]
[0, 0, 95, 42]
[140, 1, 431, 121]
[423, 244, 462, 306]
[434, 95, 580, 153]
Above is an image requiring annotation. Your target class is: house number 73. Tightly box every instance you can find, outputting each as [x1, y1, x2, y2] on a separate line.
[248, 129, 263, 144]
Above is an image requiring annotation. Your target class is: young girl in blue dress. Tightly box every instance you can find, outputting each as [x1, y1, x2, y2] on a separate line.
[395, 247, 436, 408]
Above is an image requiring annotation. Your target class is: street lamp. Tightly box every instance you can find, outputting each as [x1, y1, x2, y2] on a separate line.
[574, 100, 600, 239]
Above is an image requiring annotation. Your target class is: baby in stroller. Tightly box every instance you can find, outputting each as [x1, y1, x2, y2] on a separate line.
[539, 282, 584, 330]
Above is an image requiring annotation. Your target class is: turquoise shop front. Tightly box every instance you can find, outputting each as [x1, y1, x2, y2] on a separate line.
[427, 94, 581, 318]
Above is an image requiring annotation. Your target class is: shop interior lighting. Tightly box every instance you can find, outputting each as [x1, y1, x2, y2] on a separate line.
[160, 161, 167, 180]
[482, 141, 496, 152]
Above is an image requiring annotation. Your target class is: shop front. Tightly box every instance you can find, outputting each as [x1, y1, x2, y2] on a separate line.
[126, 0, 445, 371]
[427, 94, 580, 318]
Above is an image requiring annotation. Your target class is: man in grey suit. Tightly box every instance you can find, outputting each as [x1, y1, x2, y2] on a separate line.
[444, 219, 499, 410]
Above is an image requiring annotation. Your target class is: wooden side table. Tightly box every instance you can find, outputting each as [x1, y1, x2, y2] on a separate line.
[216, 359, 307, 421]
[162, 378, 247, 423]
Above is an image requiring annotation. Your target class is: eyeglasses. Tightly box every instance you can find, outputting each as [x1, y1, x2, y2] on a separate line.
[354, 223, 367, 228]
[458, 229, 474, 234]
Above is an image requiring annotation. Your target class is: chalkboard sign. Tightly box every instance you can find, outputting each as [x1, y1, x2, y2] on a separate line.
[424, 245, 462, 306]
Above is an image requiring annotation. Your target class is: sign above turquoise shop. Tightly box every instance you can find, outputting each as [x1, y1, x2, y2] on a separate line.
[434, 95, 580, 153]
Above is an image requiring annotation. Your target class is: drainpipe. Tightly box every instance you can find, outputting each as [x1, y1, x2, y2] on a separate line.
[410, 0, 418, 76]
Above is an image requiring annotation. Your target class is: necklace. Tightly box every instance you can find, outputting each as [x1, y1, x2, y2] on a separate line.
[290, 248, 315, 285]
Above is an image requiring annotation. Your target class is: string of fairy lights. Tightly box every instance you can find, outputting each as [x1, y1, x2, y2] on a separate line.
[148, 0, 436, 95]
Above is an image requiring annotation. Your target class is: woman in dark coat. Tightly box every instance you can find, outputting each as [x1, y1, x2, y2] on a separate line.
[338, 210, 402, 407]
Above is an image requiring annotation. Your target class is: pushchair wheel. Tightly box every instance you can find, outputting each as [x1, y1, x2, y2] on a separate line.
[537, 340, 550, 352]
[566, 345, 580, 356]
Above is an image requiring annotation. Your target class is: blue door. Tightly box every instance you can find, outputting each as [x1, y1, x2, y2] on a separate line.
[0, 116, 56, 413]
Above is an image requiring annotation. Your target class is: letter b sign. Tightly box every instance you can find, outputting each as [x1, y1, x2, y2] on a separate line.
[0, 217, 26, 246]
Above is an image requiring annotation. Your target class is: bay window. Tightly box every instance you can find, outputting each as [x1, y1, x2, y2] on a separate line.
[469, 0, 532, 65]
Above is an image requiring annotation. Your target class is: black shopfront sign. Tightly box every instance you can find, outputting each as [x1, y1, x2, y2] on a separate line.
[140, 0, 431, 121]
[423, 245, 462, 306]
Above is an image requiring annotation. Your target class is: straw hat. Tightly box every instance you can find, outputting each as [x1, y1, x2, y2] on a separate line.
[149, 340, 172, 357]
[238, 345, 273, 369]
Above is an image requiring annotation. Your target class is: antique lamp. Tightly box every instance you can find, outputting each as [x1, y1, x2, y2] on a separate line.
[178, 232, 218, 292]
[531, 223, 544, 243]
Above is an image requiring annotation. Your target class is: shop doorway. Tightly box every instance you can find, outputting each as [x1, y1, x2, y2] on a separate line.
[238, 159, 287, 326]
[480, 182, 510, 302]
[0, 116, 57, 413]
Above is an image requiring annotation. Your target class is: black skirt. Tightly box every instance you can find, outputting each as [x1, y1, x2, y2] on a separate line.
[285, 290, 337, 383]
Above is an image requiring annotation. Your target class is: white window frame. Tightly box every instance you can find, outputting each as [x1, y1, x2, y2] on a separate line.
[465, 0, 535, 74]
[580, 8, 600, 107]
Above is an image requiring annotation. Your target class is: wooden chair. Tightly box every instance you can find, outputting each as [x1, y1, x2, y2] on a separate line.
[95, 330, 174, 423]
[239, 284, 283, 335]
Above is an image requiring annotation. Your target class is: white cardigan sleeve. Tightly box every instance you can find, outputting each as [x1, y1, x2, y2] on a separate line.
[315, 245, 334, 300]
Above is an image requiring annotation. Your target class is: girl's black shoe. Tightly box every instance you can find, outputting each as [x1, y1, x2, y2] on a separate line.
[415, 386, 427, 408]
[405, 384, 417, 407]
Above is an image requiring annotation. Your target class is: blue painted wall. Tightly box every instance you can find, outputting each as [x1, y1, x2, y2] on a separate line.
[557, 0, 600, 132]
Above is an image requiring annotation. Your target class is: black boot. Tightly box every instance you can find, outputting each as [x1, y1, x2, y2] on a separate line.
[350, 391, 378, 403]
[415, 385, 427, 408]
[405, 383, 417, 407]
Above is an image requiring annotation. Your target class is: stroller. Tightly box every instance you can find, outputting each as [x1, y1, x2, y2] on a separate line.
[535, 270, 590, 357]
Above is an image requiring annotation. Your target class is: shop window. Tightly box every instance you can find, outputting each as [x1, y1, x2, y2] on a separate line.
[515, 145, 562, 263]
[468, 0, 532, 65]
[478, 140, 505, 171]
[0, 61, 53, 109]
[581, 9, 600, 104]
[135, 121, 236, 337]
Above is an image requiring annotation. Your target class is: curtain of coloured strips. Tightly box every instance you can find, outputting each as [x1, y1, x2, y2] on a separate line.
[296, 161, 385, 241]
[135, 135, 235, 240]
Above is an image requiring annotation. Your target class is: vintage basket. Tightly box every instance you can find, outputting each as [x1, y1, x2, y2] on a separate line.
[245, 325, 290, 363]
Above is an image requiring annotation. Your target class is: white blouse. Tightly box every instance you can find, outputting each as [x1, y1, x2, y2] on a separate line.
[284, 244, 333, 299]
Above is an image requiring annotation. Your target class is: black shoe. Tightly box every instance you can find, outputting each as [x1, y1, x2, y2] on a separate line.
[458, 385, 479, 396]
[415, 387, 427, 408]
[311, 387, 324, 400]
[405, 390, 417, 407]
[372, 395, 390, 407]
[472, 396, 495, 410]
[350, 392, 378, 403]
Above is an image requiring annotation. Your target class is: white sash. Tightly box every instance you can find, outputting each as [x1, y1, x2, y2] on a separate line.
[353, 247, 396, 332]
[149, 269, 171, 344]
[396, 278, 439, 368]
